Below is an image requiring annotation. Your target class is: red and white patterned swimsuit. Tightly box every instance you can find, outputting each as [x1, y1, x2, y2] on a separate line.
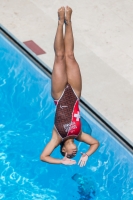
[54, 84, 81, 141]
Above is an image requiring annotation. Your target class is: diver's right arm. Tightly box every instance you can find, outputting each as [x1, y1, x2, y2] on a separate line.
[40, 128, 62, 164]
[40, 138, 62, 164]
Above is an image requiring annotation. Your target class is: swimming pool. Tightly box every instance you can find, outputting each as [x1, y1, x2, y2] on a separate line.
[0, 29, 133, 200]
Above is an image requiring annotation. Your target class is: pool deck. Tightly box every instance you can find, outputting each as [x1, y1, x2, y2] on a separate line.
[0, 0, 133, 145]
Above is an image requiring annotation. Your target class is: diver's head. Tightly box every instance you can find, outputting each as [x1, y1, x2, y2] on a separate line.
[60, 139, 77, 158]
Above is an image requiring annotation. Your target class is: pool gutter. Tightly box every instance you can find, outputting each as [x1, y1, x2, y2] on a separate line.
[0, 24, 132, 153]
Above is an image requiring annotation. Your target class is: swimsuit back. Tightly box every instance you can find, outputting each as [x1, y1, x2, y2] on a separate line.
[54, 84, 81, 140]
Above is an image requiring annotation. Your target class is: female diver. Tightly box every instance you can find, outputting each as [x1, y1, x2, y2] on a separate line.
[40, 6, 99, 167]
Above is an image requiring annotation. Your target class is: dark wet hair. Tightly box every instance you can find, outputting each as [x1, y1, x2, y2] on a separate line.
[60, 141, 76, 158]
[60, 141, 65, 157]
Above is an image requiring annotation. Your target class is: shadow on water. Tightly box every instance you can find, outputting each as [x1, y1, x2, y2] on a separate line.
[81, 116, 92, 135]
[72, 173, 97, 200]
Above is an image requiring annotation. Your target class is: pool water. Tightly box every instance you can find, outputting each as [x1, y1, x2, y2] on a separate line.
[0, 33, 133, 200]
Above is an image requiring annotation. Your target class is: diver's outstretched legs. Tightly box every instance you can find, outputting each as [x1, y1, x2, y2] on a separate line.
[64, 6, 82, 98]
[52, 7, 67, 100]
[52, 6, 82, 99]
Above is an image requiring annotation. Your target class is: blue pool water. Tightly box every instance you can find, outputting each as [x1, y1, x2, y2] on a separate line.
[0, 33, 133, 200]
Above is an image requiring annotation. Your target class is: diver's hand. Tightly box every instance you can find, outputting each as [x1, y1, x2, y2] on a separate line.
[61, 153, 76, 165]
[78, 152, 88, 167]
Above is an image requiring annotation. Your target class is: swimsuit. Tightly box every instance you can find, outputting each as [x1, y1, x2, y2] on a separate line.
[54, 84, 81, 140]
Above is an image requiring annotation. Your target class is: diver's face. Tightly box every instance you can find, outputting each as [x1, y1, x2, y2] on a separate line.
[62, 142, 77, 158]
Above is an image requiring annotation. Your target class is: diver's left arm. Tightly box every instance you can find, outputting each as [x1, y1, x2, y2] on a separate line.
[76, 132, 99, 167]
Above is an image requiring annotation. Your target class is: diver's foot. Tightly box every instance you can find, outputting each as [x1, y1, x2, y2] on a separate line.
[58, 7, 65, 25]
[65, 6, 72, 25]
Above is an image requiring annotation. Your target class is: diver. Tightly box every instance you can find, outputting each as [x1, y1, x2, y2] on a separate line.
[40, 6, 99, 167]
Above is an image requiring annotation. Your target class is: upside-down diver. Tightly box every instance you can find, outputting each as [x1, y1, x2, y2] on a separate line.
[40, 6, 99, 167]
